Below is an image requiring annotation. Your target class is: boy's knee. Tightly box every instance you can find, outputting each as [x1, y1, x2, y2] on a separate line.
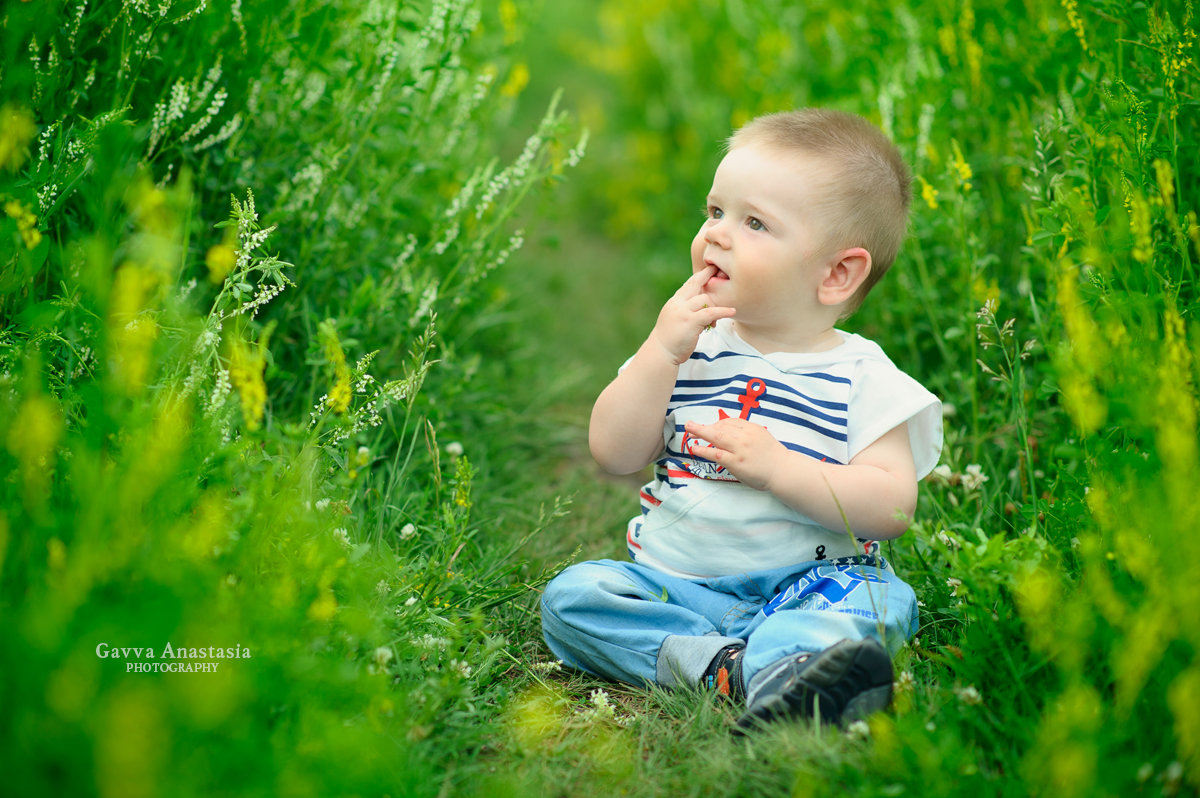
[541, 562, 602, 612]
[541, 561, 637, 615]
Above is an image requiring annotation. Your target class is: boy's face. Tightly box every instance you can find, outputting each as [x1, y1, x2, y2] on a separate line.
[690, 142, 839, 333]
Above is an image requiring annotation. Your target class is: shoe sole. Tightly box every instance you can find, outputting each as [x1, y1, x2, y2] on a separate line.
[734, 638, 893, 732]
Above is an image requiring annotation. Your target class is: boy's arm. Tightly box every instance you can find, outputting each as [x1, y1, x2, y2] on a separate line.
[590, 266, 735, 475]
[682, 418, 918, 539]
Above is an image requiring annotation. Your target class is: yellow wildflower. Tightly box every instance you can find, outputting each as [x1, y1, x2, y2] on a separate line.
[1154, 158, 1176, 215]
[950, 140, 973, 191]
[327, 380, 351, 414]
[5, 392, 62, 504]
[307, 588, 337, 621]
[205, 243, 237, 284]
[499, 0, 520, 44]
[965, 39, 983, 92]
[917, 176, 939, 209]
[318, 319, 352, 415]
[937, 25, 958, 65]
[1129, 193, 1153, 263]
[227, 338, 267, 431]
[1061, 0, 1089, 54]
[107, 264, 161, 396]
[4, 199, 42, 249]
[501, 62, 529, 98]
[0, 104, 37, 171]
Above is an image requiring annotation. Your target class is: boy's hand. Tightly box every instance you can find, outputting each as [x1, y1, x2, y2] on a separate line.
[649, 266, 736, 365]
[683, 418, 787, 492]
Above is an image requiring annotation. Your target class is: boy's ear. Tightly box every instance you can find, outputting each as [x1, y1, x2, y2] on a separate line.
[817, 247, 872, 307]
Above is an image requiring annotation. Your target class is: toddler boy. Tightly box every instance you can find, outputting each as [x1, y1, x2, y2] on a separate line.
[541, 109, 942, 730]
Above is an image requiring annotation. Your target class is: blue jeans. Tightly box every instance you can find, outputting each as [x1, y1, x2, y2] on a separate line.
[540, 556, 918, 694]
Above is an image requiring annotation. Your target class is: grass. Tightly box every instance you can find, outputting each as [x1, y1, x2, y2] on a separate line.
[2, 0, 1199, 796]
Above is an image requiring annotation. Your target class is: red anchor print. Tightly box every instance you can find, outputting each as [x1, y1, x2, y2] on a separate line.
[718, 378, 767, 421]
[683, 378, 768, 460]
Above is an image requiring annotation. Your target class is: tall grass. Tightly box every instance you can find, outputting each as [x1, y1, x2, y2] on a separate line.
[1, 0, 580, 795]
[4, 0, 1199, 796]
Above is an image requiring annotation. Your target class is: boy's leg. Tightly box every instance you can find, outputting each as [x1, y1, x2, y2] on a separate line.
[732, 561, 918, 727]
[540, 559, 745, 689]
[737, 560, 918, 684]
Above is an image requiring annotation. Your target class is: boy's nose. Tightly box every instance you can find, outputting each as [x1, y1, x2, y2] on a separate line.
[704, 220, 732, 248]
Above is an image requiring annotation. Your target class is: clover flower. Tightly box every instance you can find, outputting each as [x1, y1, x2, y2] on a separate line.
[954, 684, 983, 705]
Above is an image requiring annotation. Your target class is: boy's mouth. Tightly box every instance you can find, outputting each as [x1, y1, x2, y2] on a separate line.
[706, 264, 730, 287]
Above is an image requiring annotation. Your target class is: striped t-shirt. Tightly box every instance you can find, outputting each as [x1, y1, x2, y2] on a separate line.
[623, 319, 942, 578]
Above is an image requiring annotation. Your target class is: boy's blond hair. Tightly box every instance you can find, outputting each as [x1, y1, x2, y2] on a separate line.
[728, 109, 912, 314]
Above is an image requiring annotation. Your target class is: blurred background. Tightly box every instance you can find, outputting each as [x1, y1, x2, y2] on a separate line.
[2, 0, 1198, 796]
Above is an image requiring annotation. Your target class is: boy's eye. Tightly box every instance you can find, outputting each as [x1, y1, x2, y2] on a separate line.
[706, 205, 723, 220]
[747, 217, 764, 231]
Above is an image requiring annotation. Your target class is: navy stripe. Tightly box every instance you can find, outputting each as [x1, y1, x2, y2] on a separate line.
[673, 375, 849, 412]
[668, 391, 847, 428]
[687, 350, 757, 363]
[681, 408, 847, 441]
[782, 441, 845, 464]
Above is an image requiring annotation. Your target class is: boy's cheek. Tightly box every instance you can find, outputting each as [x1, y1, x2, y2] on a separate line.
[689, 229, 706, 272]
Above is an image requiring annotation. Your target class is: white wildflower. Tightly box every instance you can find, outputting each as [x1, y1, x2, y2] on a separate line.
[404, 595, 419, 607]
[375, 579, 390, 595]
[846, 719, 871, 739]
[205, 368, 232, 416]
[332, 527, 351, 548]
[936, 529, 960, 549]
[432, 222, 459, 255]
[954, 684, 982, 706]
[564, 128, 589, 168]
[962, 464, 989, 491]
[180, 87, 228, 144]
[300, 72, 327, 111]
[445, 441, 464, 458]
[583, 688, 616, 722]
[372, 646, 394, 667]
[916, 103, 935, 166]
[195, 112, 243, 152]
[412, 282, 438, 324]
[417, 634, 450, 650]
[37, 183, 59, 214]
[315, 498, 331, 511]
[400, 523, 416, 540]
[946, 577, 964, 597]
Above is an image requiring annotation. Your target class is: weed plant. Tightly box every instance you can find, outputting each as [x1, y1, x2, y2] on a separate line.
[1, 0, 581, 795]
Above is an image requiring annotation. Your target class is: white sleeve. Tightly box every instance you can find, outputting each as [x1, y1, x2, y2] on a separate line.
[846, 358, 943, 478]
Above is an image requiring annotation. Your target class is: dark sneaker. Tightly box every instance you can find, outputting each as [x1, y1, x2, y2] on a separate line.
[701, 643, 746, 701]
[734, 637, 893, 732]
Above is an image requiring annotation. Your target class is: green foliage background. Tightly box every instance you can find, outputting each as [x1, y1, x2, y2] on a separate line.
[2, 0, 1199, 796]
